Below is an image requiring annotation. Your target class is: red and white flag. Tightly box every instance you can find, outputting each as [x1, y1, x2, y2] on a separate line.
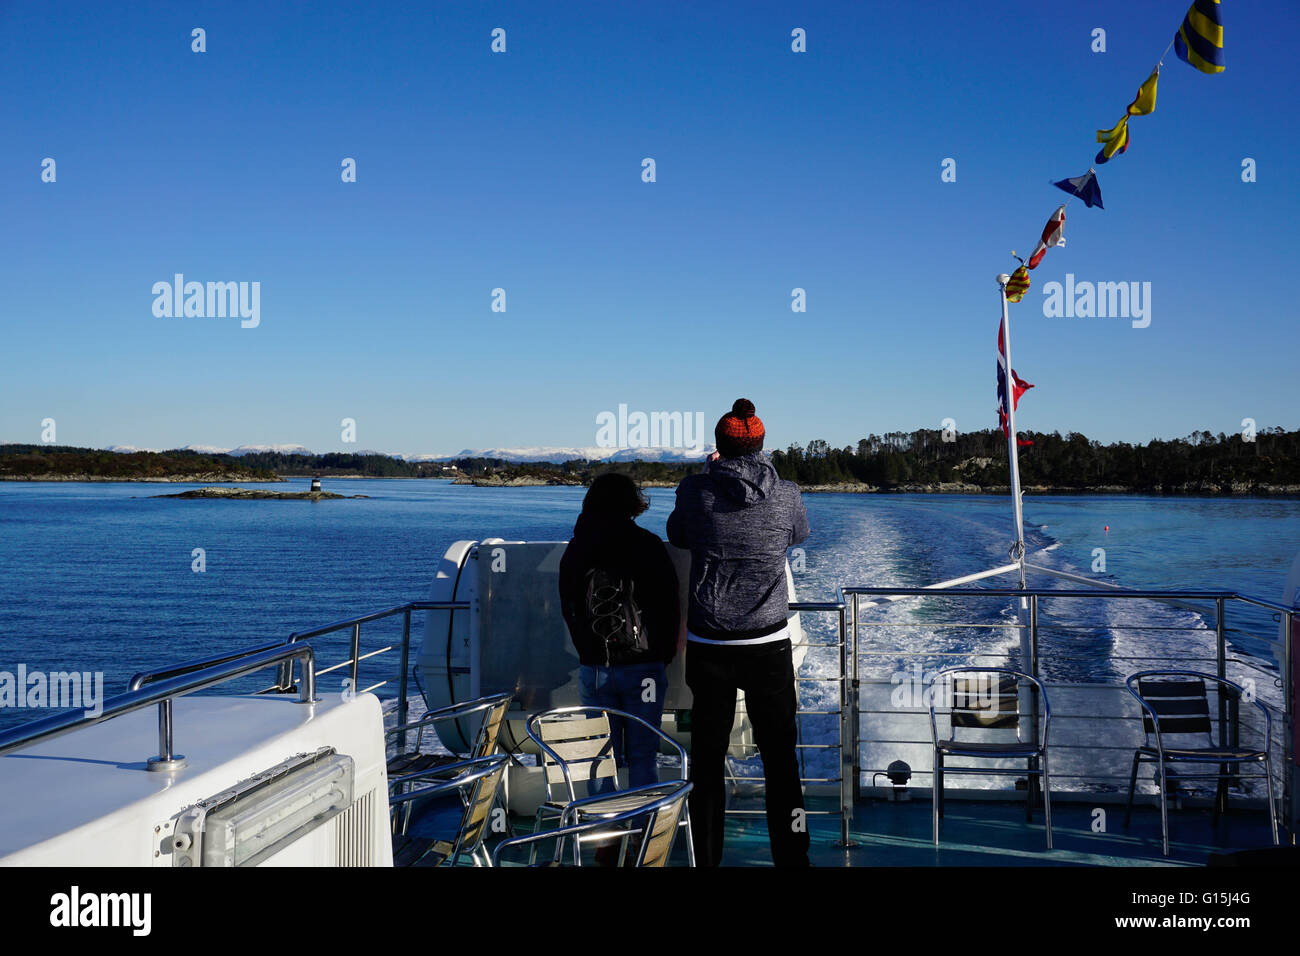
[1027, 205, 1066, 269]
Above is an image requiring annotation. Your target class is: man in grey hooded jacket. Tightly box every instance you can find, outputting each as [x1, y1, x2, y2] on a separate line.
[666, 398, 810, 867]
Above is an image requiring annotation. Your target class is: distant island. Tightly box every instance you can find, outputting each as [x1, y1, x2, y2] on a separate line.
[453, 472, 583, 487]
[3, 427, 1299, 496]
[0, 446, 278, 483]
[153, 486, 368, 500]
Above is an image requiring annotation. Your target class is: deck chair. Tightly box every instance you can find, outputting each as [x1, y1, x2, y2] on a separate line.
[526, 705, 695, 866]
[388, 753, 508, 866]
[385, 692, 512, 779]
[1124, 671, 1279, 856]
[491, 781, 692, 867]
[928, 667, 1053, 849]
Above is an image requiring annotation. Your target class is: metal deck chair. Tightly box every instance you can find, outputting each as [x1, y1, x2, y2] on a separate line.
[385, 692, 513, 778]
[491, 780, 692, 867]
[527, 705, 695, 866]
[928, 666, 1053, 848]
[1124, 670, 1279, 856]
[388, 753, 508, 866]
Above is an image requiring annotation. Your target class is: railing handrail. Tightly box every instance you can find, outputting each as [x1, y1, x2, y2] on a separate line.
[278, 600, 471, 704]
[790, 601, 846, 612]
[129, 642, 284, 692]
[287, 603, 418, 643]
[0, 643, 317, 761]
[842, 584, 1295, 612]
[285, 600, 472, 644]
[839, 575, 1294, 840]
[125, 601, 474, 696]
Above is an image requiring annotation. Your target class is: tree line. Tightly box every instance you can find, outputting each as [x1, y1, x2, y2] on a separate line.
[769, 427, 1300, 491]
[0, 445, 274, 480]
[5, 428, 1298, 492]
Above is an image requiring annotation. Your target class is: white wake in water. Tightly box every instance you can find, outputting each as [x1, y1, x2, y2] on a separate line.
[781, 498, 1282, 800]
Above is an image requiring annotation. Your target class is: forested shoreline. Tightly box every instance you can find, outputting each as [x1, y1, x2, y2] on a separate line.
[3, 427, 1298, 495]
[769, 427, 1300, 493]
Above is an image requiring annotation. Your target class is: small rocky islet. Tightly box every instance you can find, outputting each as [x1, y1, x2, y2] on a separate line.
[153, 485, 367, 500]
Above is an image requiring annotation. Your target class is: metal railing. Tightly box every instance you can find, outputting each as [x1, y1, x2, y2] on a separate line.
[786, 601, 852, 846]
[125, 594, 860, 845]
[17, 567, 1289, 849]
[840, 574, 1296, 839]
[274, 598, 857, 844]
[282, 601, 469, 741]
[126, 600, 470, 749]
[0, 643, 318, 771]
[256, 595, 859, 845]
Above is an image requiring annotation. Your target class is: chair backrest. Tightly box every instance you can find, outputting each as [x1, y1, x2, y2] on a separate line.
[388, 753, 509, 864]
[391, 691, 514, 759]
[456, 756, 509, 855]
[1129, 673, 1215, 739]
[473, 694, 513, 757]
[930, 667, 1048, 746]
[535, 712, 618, 801]
[949, 673, 1021, 730]
[489, 781, 692, 867]
[633, 784, 691, 868]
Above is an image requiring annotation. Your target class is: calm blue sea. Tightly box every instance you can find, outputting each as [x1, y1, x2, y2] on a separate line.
[1, 479, 1297, 732]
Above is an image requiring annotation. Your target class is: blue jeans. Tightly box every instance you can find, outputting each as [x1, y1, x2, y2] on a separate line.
[578, 661, 668, 795]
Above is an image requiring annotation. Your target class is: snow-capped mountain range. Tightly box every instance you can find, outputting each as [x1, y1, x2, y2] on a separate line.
[214, 444, 316, 457]
[104, 443, 313, 456]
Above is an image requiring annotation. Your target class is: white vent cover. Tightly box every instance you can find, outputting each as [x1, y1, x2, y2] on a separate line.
[333, 788, 375, 867]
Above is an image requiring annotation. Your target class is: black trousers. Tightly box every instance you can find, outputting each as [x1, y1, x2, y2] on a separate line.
[685, 638, 810, 867]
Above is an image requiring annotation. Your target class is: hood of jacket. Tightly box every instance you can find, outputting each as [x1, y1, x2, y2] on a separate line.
[571, 510, 636, 548]
[707, 451, 778, 506]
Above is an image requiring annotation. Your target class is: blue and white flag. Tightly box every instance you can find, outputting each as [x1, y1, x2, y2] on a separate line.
[1053, 169, 1104, 209]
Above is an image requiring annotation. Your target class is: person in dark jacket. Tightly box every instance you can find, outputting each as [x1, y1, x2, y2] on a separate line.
[559, 473, 681, 794]
[666, 398, 810, 867]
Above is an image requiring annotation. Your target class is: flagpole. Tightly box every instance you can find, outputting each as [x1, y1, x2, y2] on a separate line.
[997, 273, 1028, 588]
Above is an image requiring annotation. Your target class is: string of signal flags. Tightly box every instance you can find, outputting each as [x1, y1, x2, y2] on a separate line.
[994, 1, 1225, 451]
[1002, 0, 1226, 305]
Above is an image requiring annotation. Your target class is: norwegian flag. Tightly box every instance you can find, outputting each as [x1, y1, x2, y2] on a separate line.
[997, 317, 1034, 446]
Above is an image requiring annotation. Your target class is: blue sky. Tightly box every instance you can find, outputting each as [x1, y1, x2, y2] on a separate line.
[2, 0, 1297, 456]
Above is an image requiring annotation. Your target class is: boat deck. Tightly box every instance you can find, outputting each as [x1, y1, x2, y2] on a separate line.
[414, 792, 1284, 867]
[725, 795, 1280, 867]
